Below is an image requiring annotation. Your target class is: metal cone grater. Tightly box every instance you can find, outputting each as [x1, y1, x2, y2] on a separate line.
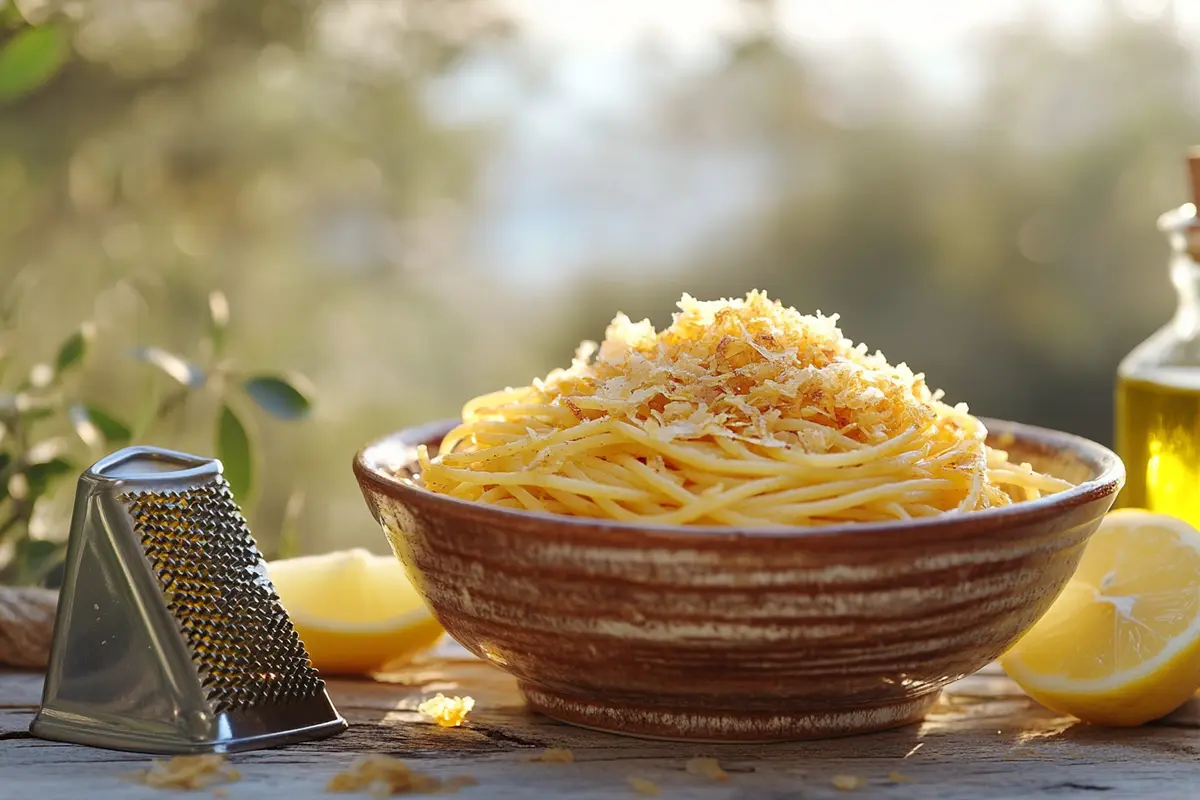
[30, 445, 347, 754]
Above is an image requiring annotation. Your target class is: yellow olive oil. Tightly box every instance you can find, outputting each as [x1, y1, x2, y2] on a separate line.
[1115, 371, 1200, 528]
[1115, 155, 1200, 524]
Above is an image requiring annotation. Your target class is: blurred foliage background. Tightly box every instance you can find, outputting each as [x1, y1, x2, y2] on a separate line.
[1, 0, 1197, 567]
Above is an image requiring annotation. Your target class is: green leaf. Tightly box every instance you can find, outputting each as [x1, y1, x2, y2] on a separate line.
[40, 556, 66, 589]
[207, 290, 229, 355]
[0, 4, 24, 27]
[69, 403, 131, 448]
[131, 346, 206, 388]
[85, 403, 132, 443]
[54, 323, 92, 375]
[24, 456, 73, 500]
[242, 374, 313, 421]
[17, 402, 55, 425]
[14, 538, 63, 584]
[0, 24, 69, 104]
[0, 452, 11, 504]
[216, 403, 253, 500]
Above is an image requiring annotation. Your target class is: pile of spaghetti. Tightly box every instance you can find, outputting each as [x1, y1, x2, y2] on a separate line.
[416, 291, 1072, 526]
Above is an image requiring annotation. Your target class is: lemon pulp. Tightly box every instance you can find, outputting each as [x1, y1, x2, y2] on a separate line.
[267, 548, 444, 676]
[1000, 509, 1200, 726]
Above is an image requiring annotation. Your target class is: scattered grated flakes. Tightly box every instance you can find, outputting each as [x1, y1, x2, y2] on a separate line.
[888, 772, 913, 783]
[441, 776, 480, 793]
[685, 757, 729, 782]
[417, 693, 475, 728]
[525, 747, 575, 763]
[628, 776, 660, 796]
[128, 754, 241, 791]
[831, 774, 868, 791]
[326, 755, 474, 796]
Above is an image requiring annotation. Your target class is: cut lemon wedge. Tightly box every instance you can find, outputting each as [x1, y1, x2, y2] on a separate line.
[999, 508, 1200, 726]
[266, 548, 444, 676]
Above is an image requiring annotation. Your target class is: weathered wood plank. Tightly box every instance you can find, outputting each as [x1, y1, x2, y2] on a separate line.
[2, 656, 1198, 800]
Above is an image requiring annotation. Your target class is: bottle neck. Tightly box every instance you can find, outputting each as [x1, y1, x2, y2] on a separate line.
[1161, 206, 1200, 336]
[1170, 251, 1200, 332]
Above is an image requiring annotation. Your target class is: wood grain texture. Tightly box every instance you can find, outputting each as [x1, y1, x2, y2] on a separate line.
[2, 655, 1198, 800]
[353, 419, 1122, 741]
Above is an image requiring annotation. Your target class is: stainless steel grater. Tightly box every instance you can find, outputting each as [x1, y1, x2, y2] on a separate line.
[29, 445, 347, 754]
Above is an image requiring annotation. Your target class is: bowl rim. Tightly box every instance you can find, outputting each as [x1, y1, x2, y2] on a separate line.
[352, 416, 1125, 539]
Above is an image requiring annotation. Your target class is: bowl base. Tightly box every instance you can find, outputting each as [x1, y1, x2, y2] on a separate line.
[519, 683, 941, 743]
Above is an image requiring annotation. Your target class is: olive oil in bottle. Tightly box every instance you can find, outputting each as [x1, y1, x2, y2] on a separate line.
[1115, 151, 1200, 526]
[1116, 371, 1200, 524]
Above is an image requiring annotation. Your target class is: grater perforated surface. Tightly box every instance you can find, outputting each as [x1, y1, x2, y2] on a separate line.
[121, 477, 324, 714]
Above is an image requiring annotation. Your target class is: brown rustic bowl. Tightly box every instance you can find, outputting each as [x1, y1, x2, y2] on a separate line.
[352, 418, 1123, 742]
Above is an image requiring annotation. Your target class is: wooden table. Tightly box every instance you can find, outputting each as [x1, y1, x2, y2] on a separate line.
[3, 646, 1198, 799]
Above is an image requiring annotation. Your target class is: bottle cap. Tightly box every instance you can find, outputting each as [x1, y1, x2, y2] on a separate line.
[1189, 146, 1200, 207]
[1187, 147, 1200, 258]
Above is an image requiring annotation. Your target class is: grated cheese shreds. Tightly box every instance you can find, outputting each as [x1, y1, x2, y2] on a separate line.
[525, 747, 575, 763]
[684, 757, 729, 782]
[423, 291, 1073, 525]
[129, 754, 241, 791]
[326, 755, 476, 796]
[832, 774, 868, 791]
[501, 291, 944, 451]
[416, 693, 475, 727]
[628, 776, 661, 796]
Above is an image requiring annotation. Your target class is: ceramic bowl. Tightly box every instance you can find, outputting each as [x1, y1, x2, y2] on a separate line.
[353, 418, 1123, 742]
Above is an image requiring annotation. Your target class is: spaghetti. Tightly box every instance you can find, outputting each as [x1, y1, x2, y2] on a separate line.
[417, 291, 1072, 526]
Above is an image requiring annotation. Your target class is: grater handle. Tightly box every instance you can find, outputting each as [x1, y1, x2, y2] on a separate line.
[88, 445, 223, 491]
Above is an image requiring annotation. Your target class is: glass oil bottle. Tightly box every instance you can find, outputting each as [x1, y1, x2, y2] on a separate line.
[1115, 152, 1200, 526]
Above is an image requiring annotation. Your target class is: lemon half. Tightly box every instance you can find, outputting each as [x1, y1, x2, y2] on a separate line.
[267, 548, 445, 676]
[999, 508, 1200, 726]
